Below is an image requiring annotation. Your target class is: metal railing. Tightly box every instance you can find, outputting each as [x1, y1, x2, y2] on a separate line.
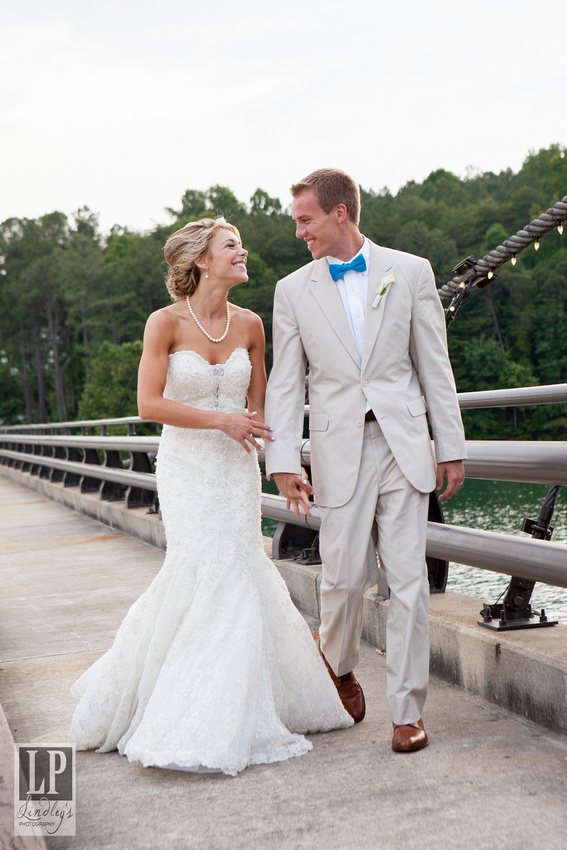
[2, 383, 566, 434]
[260, 494, 567, 589]
[1, 383, 567, 594]
[0, 431, 159, 508]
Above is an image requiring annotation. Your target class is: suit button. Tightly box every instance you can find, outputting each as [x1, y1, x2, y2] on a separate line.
[362, 380, 368, 387]
[356, 420, 363, 427]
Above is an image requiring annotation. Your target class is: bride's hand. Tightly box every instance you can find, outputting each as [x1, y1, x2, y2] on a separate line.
[218, 411, 274, 453]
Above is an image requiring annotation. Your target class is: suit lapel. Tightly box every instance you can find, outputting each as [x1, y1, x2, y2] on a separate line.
[309, 261, 361, 366]
[361, 245, 393, 371]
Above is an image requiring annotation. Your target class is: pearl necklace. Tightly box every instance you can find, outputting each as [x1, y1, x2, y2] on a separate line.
[186, 296, 230, 343]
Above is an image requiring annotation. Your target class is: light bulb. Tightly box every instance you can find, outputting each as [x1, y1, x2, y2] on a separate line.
[487, 270, 494, 279]
[511, 256, 517, 266]
[559, 224, 564, 235]
[534, 241, 540, 251]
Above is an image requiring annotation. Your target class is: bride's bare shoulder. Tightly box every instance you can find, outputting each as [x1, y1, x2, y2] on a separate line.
[230, 303, 264, 331]
[143, 305, 186, 352]
[145, 303, 184, 330]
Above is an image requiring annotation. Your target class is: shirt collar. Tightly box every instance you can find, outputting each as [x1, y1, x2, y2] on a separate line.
[327, 237, 370, 270]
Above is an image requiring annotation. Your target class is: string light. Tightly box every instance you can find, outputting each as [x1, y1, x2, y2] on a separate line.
[559, 224, 564, 236]
[534, 241, 540, 251]
[487, 270, 494, 279]
[505, 245, 517, 267]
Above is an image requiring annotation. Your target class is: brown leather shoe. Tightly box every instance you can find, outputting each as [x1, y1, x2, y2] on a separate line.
[319, 645, 365, 722]
[391, 718, 428, 752]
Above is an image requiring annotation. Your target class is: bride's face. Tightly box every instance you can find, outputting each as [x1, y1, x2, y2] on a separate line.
[204, 228, 248, 286]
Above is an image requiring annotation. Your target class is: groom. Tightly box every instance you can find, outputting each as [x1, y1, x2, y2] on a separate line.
[264, 168, 466, 752]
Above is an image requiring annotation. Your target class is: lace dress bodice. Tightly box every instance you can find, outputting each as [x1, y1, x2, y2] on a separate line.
[163, 347, 250, 413]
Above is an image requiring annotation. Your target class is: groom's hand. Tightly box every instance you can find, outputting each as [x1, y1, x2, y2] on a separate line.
[436, 459, 465, 501]
[273, 471, 314, 518]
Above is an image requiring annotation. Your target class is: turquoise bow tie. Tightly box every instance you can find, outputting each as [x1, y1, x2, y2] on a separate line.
[328, 254, 367, 281]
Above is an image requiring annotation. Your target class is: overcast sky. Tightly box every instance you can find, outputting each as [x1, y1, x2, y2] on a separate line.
[1, 0, 565, 235]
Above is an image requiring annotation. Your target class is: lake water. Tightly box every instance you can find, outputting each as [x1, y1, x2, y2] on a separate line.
[262, 479, 567, 624]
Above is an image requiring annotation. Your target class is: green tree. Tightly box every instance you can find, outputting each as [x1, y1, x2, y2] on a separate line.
[0, 361, 25, 425]
[2, 145, 566, 437]
[77, 340, 143, 419]
[0, 212, 71, 422]
[64, 210, 105, 393]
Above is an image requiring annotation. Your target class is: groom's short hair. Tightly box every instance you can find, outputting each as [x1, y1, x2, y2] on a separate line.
[290, 168, 361, 225]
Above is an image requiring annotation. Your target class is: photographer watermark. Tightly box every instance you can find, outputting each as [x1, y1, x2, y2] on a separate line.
[14, 744, 76, 836]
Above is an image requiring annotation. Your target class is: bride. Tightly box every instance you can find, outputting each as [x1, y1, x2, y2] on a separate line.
[69, 216, 353, 775]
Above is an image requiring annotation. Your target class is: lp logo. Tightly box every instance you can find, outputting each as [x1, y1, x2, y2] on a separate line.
[19, 747, 73, 800]
[14, 744, 76, 836]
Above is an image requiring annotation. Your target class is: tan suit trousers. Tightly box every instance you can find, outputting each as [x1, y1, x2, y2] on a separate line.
[318, 419, 430, 726]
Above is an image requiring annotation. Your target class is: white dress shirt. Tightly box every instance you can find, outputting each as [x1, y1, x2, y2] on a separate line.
[327, 237, 371, 359]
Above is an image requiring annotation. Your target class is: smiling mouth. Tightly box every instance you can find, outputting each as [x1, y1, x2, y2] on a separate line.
[306, 239, 315, 249]
[233, 262, 247, 269]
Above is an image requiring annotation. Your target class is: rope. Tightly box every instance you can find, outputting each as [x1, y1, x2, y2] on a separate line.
[438, 195, 567, 327]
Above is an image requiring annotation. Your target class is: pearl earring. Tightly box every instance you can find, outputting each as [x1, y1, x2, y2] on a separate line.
[205, 269, 209, 279]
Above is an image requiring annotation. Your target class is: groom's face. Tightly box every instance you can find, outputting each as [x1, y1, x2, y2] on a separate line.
[292, 189, 344, 261]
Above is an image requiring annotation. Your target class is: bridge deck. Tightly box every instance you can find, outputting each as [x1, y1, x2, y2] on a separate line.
[1, 477, 567, 849]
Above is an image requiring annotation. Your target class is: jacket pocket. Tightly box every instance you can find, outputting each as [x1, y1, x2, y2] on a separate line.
[309, 413, 329, 432]
[406, 396, 427, 417]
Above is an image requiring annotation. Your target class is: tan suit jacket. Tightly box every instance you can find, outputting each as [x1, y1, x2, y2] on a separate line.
[265, 240, 466, 508]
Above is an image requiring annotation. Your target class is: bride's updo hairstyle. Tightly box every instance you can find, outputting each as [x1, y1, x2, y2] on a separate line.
[164, 216, 240, 301]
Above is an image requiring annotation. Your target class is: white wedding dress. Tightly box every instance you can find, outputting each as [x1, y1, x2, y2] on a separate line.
[69, 347, 352, 775]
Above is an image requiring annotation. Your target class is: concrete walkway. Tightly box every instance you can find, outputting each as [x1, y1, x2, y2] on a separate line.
[1, 477, 567, 850]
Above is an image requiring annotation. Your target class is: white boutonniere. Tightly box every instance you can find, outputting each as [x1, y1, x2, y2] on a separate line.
[372, 273, 395, 308]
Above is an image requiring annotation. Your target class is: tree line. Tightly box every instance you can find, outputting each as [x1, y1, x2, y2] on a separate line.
[0, 144, 566, 439]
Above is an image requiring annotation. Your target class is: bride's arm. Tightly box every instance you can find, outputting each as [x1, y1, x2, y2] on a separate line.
[246, 312, 268, 431]
[137, 309, 272, 452]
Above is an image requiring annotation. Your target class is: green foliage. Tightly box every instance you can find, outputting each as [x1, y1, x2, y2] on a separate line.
[249, 189, 282, 216]
[0, 362, 25, 425]
[77, 340, 143, 420]
[1, 144, 566, 434]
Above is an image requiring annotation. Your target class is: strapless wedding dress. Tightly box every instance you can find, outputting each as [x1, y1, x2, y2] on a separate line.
[69, 347, 352, 775]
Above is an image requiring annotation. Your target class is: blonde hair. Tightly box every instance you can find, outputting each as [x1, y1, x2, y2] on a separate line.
[290, 168, 361, 225]
[164, 217, 240, 300]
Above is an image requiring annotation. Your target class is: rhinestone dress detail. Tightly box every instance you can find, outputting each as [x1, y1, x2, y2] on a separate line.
[69, 347, 352, 775]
